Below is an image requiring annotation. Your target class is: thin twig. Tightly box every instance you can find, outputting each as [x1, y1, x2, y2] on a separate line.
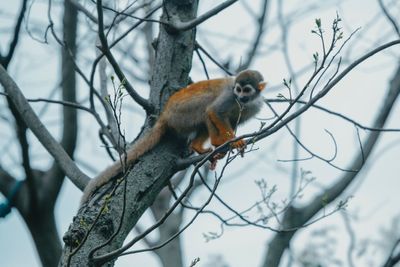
[168, 0, 238, 32]
[377, 0, 400, 37]
[96, 0, 151, 112]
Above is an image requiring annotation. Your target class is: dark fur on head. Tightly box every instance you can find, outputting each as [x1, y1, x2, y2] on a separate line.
[235, 70, 264, 90]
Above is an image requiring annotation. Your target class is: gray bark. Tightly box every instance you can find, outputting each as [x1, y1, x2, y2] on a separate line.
[60, 1, 198, 266]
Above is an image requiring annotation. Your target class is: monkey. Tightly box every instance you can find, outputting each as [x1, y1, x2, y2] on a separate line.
[80, 69, 266, 205]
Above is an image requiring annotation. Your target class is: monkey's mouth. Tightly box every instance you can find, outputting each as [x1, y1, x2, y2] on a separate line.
[239, 96, 250, 103]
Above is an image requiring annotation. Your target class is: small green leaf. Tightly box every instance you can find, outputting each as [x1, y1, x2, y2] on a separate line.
[277, 93, 285, 99]
[322, 194, 329, 206]
[313, 52, 319, 61]
[315, 18, 322, 28]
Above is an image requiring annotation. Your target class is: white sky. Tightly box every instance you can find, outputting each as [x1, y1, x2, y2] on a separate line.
[1, 0, 400, 266]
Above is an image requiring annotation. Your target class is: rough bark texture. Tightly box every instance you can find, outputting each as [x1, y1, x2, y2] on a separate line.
[60, 1, 198, 266]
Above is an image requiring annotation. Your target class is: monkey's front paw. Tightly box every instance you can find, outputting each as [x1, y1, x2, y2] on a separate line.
[210, 159, 218, 170]
[209, 152, 226, 170]
[213, 152, 226, 160]
[231, 139, 246, 157]
[231, 139, 246, 149]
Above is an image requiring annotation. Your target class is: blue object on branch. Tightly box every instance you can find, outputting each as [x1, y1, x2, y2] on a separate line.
[0, 180, 23, 218]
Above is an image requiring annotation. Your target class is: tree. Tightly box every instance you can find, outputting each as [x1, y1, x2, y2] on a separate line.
[1, 0, 400, 267]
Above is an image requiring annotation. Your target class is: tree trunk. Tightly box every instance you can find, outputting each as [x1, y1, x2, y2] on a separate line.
[156, 213, 184, 267]
[26, 211, 62, 267]
[60, 1, 198, 266]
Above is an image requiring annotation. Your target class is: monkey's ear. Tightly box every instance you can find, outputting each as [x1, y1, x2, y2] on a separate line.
[258, 82, 267, 91]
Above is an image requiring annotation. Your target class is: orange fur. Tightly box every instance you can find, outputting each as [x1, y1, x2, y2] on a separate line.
[206, 110, 245, 149]
[206, 110, 235, 145]
[81, 70, 265, 205]
[190, 130, 212, 154]
[165, 79, 228, 104]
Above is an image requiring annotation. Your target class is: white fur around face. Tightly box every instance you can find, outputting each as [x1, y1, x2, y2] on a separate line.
[239, 94, 264, 122]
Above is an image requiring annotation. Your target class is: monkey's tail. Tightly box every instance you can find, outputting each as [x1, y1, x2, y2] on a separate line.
[80, 118, 168, 205]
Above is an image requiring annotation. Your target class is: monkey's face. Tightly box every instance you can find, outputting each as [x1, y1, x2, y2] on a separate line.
[234, 83, 259, 104]
[234, 69, 267, 104]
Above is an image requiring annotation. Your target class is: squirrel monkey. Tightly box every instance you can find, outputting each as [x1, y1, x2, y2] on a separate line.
[81, 69, 266, 204]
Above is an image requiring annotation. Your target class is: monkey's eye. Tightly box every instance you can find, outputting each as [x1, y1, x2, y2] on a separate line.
[235, 86, 242, 93]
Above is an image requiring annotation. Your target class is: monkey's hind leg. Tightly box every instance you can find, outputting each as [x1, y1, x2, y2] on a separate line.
[190, 129, 212, 154]
[206, 110, 246, 150]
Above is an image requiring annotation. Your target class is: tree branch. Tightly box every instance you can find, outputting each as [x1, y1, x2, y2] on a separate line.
[0, 0, 28, 68]
[261, 63, 400, 267]
[254, 39, 400, 142]
[44, 0, 79, 203]
[61, 1, 198, 265]
[0, 65, 90, 191]
[168, 0, 238, 32]
[68, 0, 98, 23]
[96, 0, 152, 112]
[378, 0, 400, 37]
[267, 98, 400, 132]
[382, 238, 400, 267]
[239, 0, 269, 70]
[0, 166, 16, 199]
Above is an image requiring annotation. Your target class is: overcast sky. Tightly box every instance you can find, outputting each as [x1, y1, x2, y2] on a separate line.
[1, 0, 400, 266]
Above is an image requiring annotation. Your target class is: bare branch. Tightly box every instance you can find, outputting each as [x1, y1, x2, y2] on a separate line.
[267, 98, 400, 132]
[46, 0, 111, 134]
[0, 0, 28, 68]
[86, 4, 161, 119]
[254, 39, 400, 143]
[341, 211, 356, 267]
[0, 65, 90, 191]
[96, 39, 125, 154]
[0, 168, 23, 218]
[0, 0, 35, 204]
[178, 40, 400, 172]
[196, 42, 233, 75]
[69, 0, 98, 23]
[132, 223, 156, 248]
[266, 101, 351, 172]
[0, 166, 17, 199]
[108, 4, 162, 50]
[101, 2, 165, 32]
[61, 1, 198, 264]
[382, 238, 400, 267]
[262, 63, 400, 267]
[239, 0, 269, 70]
[168, 0, 238, 32]
[277, 0, 301, 198]
[96, 0, 152, 112]
[1, 93, 104, 118]
[44, 0, 79, 202]
[378, 0, 400, 37]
